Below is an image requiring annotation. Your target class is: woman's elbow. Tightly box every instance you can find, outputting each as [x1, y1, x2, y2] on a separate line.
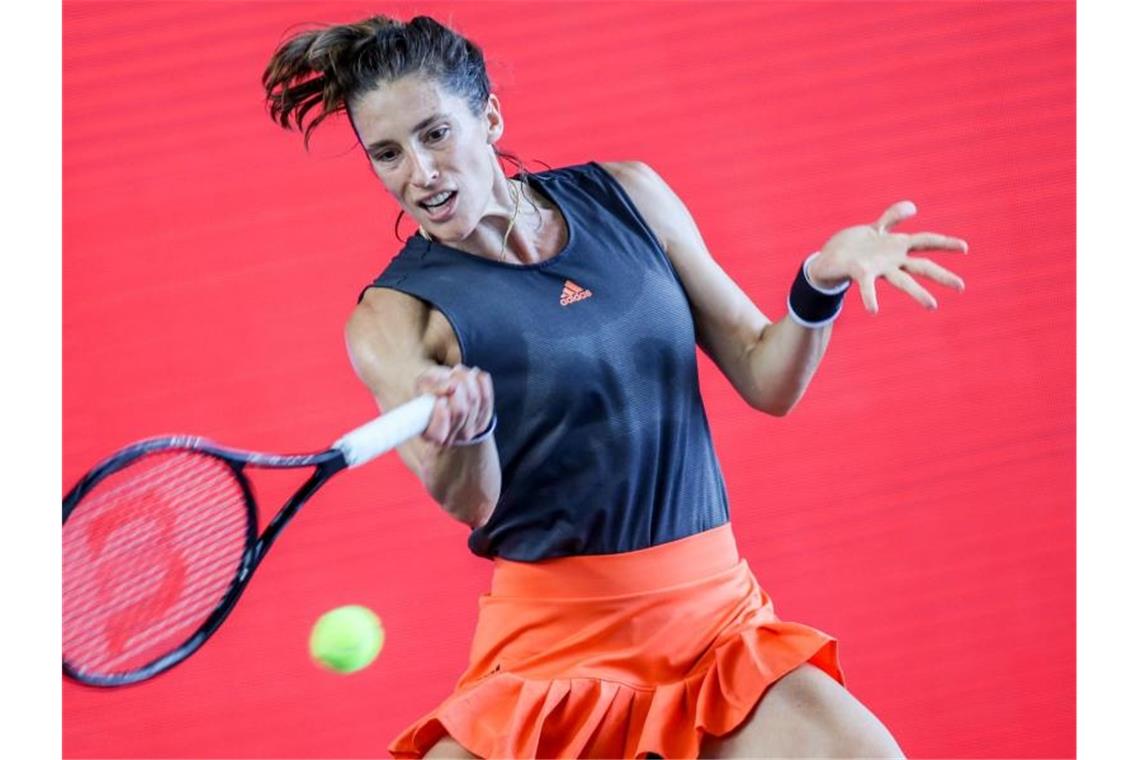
[747, 391, 800, 417]
[761, 402, 795, 417]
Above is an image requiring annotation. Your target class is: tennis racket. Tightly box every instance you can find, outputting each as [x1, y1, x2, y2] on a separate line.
[62, 394, 437, 688]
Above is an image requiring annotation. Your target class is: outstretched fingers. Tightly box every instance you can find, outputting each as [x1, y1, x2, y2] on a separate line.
[873, 200, 918, 233]
[901, 256, 966, 292]
[906, 232, 969, 253]
[884, 269, 937, 309]
[857, 273, 880, 315]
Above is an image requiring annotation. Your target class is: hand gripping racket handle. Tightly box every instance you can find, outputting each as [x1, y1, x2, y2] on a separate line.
[332, 394, 437, 468]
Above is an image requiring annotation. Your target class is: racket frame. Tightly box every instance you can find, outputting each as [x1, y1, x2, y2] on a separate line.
[63, 436, 348, 687]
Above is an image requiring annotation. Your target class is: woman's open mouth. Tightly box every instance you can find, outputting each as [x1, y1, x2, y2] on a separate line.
[419, 190, 458, 222]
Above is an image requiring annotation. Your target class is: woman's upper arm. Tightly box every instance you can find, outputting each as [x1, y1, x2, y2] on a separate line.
[597, 160, 773, 409]
[344, 287, 441, 481]
[346, 288, 433, 402]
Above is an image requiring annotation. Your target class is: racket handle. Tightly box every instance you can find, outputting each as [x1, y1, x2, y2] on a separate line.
[332, 394, 437, 467]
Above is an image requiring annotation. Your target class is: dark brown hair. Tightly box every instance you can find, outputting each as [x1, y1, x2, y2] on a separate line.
[261, 14, 536, 239]
[262, 15, 492, 149]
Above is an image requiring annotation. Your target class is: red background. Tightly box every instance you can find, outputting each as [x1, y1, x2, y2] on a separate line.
[63, 1, 1075, 757]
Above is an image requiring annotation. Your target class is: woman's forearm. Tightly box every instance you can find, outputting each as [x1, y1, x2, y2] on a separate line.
[423, 437, 502, 529]
[744, 315, 833, 416]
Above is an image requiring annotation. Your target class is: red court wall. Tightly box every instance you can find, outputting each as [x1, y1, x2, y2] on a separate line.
[63, 2, 1075, 757]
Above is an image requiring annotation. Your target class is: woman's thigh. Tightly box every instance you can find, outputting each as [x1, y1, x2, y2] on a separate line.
[700, 662, 905, 759]
[422, 735, 480, 759]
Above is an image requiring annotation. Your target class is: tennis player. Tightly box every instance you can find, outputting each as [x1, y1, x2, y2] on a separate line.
[262, 15, 967, 759]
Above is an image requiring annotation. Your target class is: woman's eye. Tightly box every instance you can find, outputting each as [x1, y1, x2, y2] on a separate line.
[427, 127, 450, 142]
[374, 150, 397, 162]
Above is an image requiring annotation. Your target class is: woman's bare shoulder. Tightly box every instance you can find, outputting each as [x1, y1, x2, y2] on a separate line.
[596, 160, 676, 252]
[347, 287, 458, 370]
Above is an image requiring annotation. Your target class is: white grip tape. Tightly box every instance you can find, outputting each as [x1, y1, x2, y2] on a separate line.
[332, 394, 436, 468]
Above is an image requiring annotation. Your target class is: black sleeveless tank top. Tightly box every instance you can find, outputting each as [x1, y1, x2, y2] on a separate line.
[360, 162, 729, 560]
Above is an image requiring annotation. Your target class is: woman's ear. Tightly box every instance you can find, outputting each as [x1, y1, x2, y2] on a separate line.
[485, 94, 504, 144]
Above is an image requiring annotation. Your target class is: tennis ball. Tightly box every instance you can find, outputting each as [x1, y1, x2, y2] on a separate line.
[309, 605, 384, 674]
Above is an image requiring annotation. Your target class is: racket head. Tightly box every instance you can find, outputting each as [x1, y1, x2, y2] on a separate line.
[62, 437, 258, 687]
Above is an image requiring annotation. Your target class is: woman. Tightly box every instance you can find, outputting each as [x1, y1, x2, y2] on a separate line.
[262, 14, 967, 759]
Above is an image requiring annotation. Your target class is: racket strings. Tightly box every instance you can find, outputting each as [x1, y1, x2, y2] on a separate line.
[63, 450, 250, 677]
[63, 454, 246, 671]
[63, 494, 243, 626]
[63, 517, 244, 665]
[62, 455, 236, 618]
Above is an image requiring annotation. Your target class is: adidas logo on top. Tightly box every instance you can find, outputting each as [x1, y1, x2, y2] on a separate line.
[560, 279, 593, 306]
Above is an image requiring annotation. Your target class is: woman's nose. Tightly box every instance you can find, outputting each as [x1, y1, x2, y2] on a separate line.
[408, 148, 439, 186]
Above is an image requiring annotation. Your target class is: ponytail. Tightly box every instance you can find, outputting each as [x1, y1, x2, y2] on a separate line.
[262, 15, 490, 151]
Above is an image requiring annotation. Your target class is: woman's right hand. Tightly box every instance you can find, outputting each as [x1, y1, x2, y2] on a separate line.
[414, 364, 496, 448]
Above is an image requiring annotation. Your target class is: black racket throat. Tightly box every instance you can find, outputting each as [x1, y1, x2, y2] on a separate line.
[62, 438, 349, 688]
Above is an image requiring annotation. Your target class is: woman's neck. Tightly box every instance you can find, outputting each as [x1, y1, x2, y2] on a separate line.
[423, 169, 555, 265]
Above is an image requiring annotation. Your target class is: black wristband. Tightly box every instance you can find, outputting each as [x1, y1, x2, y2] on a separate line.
[787, 252, 851, 328]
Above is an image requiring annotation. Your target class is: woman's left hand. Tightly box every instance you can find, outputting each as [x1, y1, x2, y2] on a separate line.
[807, 200, 970, 314]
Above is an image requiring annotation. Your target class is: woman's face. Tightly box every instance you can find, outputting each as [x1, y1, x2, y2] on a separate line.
[350, 75, 503, 242]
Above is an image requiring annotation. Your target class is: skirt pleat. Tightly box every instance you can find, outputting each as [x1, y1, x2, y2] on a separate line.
[389, 523, 845, 758]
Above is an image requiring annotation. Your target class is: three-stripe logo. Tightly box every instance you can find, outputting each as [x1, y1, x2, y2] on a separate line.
[560, 279, 593, 306]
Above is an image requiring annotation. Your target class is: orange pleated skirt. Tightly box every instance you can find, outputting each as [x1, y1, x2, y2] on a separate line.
[388, 522, 845, 758]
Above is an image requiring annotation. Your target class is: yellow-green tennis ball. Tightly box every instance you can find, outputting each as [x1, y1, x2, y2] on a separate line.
[309, 605, 384, 674]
